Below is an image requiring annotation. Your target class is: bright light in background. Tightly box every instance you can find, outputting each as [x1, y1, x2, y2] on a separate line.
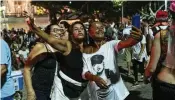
[112, 0, 124, 7]
[112, 0, 123, 2]
[69, 1, 72, 4]
[0, 6, 6, 18]
[0, 6, 6, 11]
[18, 6, 21, 9]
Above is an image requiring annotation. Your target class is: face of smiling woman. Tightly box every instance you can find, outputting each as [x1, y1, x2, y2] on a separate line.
[50, 25, 69, 40]
[89, 22, 105, 41]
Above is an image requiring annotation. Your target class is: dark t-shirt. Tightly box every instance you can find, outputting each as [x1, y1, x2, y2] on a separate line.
[57, 48, 85, 82]
[56, 48, 87, 98]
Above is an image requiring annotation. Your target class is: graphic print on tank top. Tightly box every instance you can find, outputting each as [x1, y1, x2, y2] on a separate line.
[90, 54, 105, 76]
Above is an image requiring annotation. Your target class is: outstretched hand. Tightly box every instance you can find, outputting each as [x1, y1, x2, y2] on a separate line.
[23, 11, 35, 30]
[116, 26, 143, 52]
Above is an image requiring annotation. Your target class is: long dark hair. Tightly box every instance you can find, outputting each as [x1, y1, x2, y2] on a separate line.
[69, 21, 89, 46]
[59, 21, 70, 29]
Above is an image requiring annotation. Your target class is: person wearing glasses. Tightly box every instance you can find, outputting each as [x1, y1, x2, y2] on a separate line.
[26, 14, 90, 99]
[24, 23, 69, 100]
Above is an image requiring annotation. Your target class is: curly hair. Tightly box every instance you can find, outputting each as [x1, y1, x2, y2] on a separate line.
[68, 21, 89, 45]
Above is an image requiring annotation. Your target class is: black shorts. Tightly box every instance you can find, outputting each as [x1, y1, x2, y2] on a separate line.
[152, 78, 175, 100]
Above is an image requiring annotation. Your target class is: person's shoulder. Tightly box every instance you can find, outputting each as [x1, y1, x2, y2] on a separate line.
[108, 40, 120, 44]
[155, 29, 168, 39]
[27, 43, 47, 59]
[30, 42, 46, 53]
[0, 39, 9, 49]
[154, 31, 161, 38]
[34, 42, 45, 49]
[106, 40, 120, 47]
[0, 39, 7, 45]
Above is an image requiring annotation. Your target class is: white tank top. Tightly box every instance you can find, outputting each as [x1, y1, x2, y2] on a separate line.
[164, 26, 175, 69]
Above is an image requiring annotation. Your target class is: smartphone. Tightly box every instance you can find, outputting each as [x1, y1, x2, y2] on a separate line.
[132, 14, 140, 29]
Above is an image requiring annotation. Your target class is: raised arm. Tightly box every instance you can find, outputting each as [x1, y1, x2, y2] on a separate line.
[26, 17, 71, 55]
[115, 26, 143, 52]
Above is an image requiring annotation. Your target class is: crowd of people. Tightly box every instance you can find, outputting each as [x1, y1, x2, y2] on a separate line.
[1, 1, 175, 100]
[1, 27, 39, 71]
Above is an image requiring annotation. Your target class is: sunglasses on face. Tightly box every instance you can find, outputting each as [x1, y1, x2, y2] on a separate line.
[51, 28, 67, 34]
